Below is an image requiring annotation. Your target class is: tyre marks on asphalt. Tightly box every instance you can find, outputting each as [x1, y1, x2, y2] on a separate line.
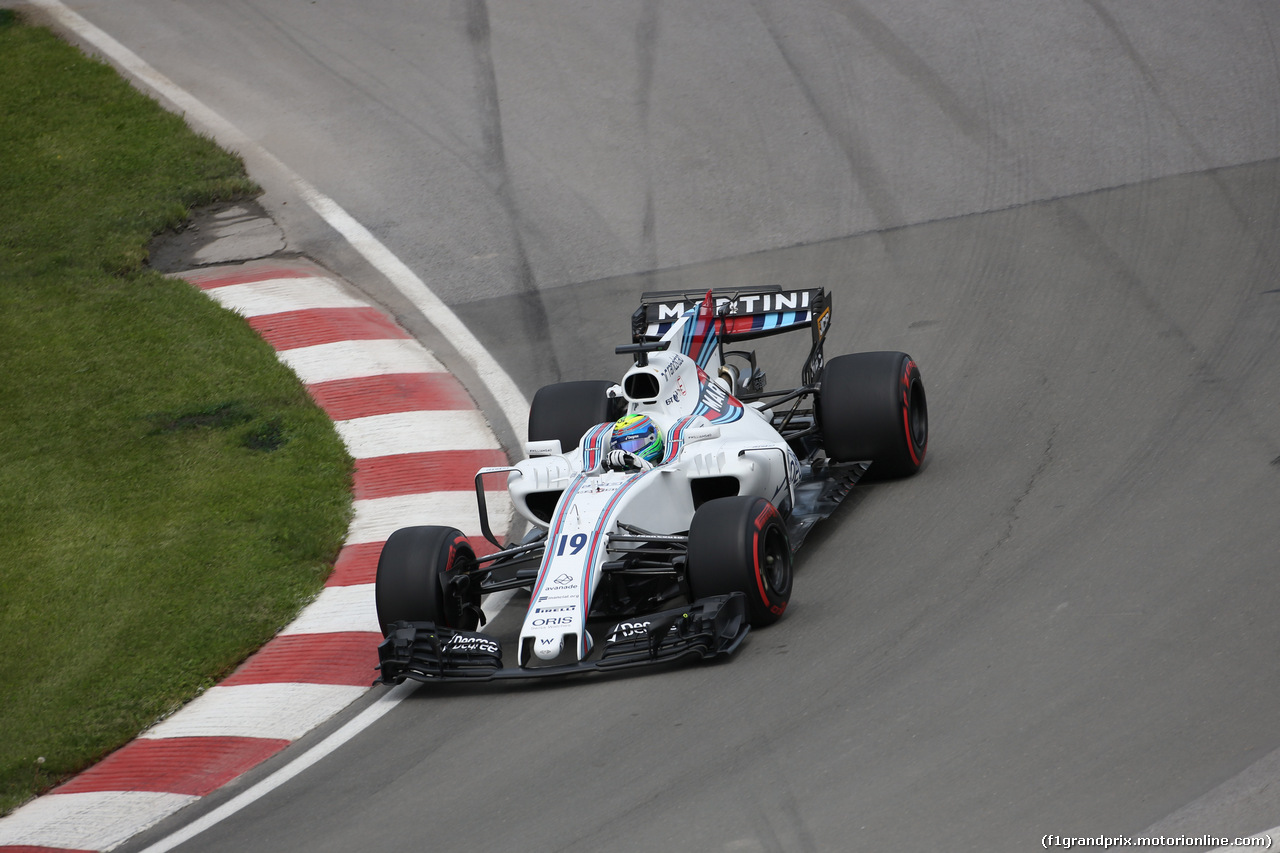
[0, 258, 510, 853]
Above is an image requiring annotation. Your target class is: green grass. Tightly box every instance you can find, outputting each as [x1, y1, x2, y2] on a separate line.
[0, 14, 353, 814]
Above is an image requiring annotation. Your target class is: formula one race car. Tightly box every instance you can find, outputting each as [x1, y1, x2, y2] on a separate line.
[374, 287, 928, 683]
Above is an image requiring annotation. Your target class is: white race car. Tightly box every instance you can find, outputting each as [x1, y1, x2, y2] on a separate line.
[374, 287, 928, 683]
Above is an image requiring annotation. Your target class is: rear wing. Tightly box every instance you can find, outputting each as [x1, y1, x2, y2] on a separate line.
[630, 286, 831, 384]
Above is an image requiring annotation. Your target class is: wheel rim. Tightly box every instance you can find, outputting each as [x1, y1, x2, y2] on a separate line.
[759, 524, 791, 595]
[907, 377, 928, 449]
[441, 545, 479, 629]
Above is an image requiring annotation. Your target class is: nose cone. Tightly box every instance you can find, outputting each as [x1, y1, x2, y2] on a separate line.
[534, 634, 564, 661]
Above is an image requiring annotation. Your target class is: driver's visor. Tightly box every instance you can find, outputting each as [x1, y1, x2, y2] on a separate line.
[614, 432, 656, 454]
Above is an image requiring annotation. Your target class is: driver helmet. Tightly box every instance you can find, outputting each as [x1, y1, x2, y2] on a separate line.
[610, 414, 663, 464]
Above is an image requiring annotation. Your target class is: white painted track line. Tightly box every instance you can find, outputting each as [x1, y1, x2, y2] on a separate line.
[2, 2, 533, 850]
[128, 680, 420, 853]
[24, 0, 530, 447]
[132, 589, 515, 853]
[0, 791, 200, 851]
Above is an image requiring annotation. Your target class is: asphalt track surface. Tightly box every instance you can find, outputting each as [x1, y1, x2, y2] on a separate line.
[21, 1, 1280, 851]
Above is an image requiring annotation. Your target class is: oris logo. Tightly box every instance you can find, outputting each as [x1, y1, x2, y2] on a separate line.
[532, 616, 574, 627]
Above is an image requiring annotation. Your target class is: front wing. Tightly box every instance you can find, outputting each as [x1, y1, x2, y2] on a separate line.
[376, 593, 749, 684]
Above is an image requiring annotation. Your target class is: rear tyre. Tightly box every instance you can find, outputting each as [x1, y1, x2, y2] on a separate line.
[527, 380, 624, 454]
[374, 526, 479, 636]
[686, 496, 792, 627]
[817, 351, 928, 478]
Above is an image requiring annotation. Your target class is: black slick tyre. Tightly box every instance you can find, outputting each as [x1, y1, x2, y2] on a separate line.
[818, 351, 928, 478]
[686, 496, 792, 627]
[374, 526, 479, 636]
[527, 380, 624, 454]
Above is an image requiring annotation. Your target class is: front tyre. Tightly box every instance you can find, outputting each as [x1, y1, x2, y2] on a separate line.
[818, 351, 928, 478]
[686, 496, 793, 628]
[374, 526, 479, 636]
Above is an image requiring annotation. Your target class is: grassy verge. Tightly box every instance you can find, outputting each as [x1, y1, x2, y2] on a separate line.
[0, 13, 353, 814]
